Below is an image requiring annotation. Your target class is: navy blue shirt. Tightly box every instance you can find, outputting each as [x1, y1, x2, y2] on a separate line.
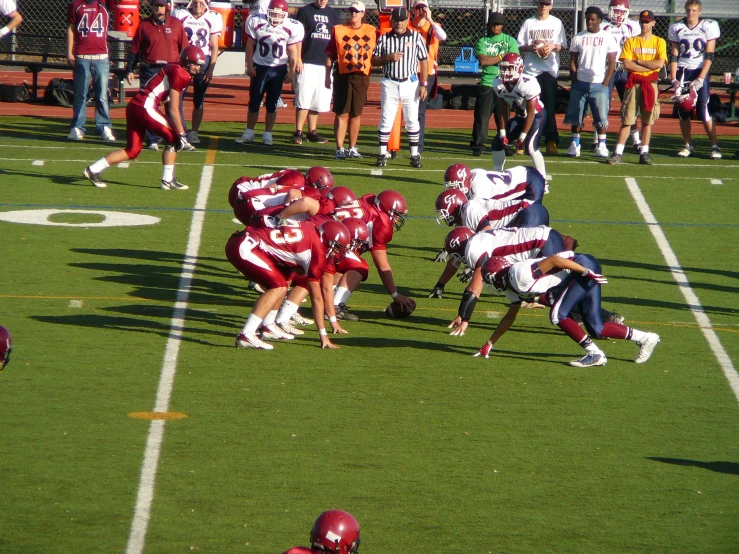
[296, 2, 338, 65]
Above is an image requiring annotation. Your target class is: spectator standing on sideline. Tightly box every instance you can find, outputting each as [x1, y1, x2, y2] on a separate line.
[668, 0, 721, 159]
[607, 10, 666, 166]
[126, 0, 188, 151]
[236, 0, 304, 146]
[66, 0, 115, 143]
[171, 0, 223, 146]
[292, 0, 338, 145]
[409, 0, 445, 155]
[324, 0, 377, 160]
[563, 6, 618, 158]
[0, 0, 22, 38]
[517, 0, 567, 156]
[372, 7, 428, 168]
[470, 11, 518, 157]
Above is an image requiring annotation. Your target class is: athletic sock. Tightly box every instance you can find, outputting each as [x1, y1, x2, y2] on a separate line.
[631, 130, 641, 145]
[615, 143, 625, 155]
[89, 157, 110, 175]
[334, 286, 350, 306]
[628, 328, 647, 342]
[242, 314, 263, 335]
[262, 309, 278, 327]
[530, 150, 546, 178]
[598, 134, 606, 145]
[572, 133, 581, 147]
[492, 149, 506, 170]
[162, 164, 174, 182]
[640, 145, 649, 154]
[275, 300, 299, 325]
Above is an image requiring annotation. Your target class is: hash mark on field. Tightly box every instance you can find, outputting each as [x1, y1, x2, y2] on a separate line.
[370, 169, 383, 176]
[68, 299, 83, 308]
[31, 160, 44, 166]
[118, 162, 130, 169]
[710, 179, 723, 185]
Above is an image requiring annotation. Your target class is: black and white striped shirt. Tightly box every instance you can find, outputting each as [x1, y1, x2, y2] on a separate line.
[373, 29, 428, 81]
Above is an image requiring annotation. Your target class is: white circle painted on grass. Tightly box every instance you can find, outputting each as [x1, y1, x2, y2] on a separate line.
[0, 209, 160, 227]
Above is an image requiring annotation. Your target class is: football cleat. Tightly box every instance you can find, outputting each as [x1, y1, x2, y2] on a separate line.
[235, 129, 254, 144]
[187, 130, 200, 144]
[595, 144, 609, 158]
[261, 132, 273, 146]
[710, 146, 722, 159]
[633, 141, 642, 153]
[607, 153, 623, 165]
[277, 321, 304, 336]
[639, 153, 653, 165]
[261, 324, 294, 341]
[410, 155, 422, 168]
[291, 312, 314, 326]
[375, 154, 388, 167]
[566, 143, 581, 158]
[235, 332, 274, 350]
[677, 144, 694, 158]
[306, 130, 328, 143]
[605, 311, 625, 325]
[101, 126, 116, 142]
[147, 142, 160, 151]
[161, 178, 189, 190]
[569, 352, 607, 367]
[83, 166, 106, 188]
[348, 147, 362, 159]
[634, 333, 660, 364]
[335, 148, 346, 160]
[291, 130, 303, 144]
[336, 302, 359, 321]
[68, 127, 85, 141]
[472, 148, 482, 157]
[546, 141, 558, 156]
[590, 142, 598, 153]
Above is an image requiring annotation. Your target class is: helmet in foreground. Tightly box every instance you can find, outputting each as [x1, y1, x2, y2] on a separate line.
[319, 221, 351, 259]
[443, 226, 474, 267]
[435, 189, 466, 226]
[327, 186, 356, 207]
[374, 190, 408, 232]
[443, 163, 472, 196]
[342, 217, 369, 253]
[305, 166, 334, 194]
[180, 45, 206, 70]
[310, 510, 360, 554]
[673, 85, 698, 113]
[481, 255, 512, 291]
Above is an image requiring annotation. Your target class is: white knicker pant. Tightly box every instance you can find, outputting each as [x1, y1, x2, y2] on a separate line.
[379, 78, 421, 134]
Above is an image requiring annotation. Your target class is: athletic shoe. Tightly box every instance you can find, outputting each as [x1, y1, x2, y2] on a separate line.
[410, 155, 422, 168]
[566, 143, 581, 158]
[291, 312, 314, 326]
[472, 148, 482, 157]
[180, 140, 196, 152]
[161, 178, 189, 190]
[83, 166, 106, 188]
[504, 144, 515, 156]
[348, 147, 362, 159]
[590, 142, 598, 153]
[709, 146, 722, 159]
[235, 332, 274, 350]
[546, 141, 558, 156]
[677, 144, 694, 158]
[595, 144, 610, 158]
[335, 148, 346, 160]
[390, 151, 398, 160]
[639, 152, 653, 165]
[633, 141, 642, 153]
[277, 321, 304, 336]
[235, 129, 254, 144]
[605, 311, 625, 325]
[291, 130, 303, 145]
[67, 127, 84, 141]
[607, 153, 622, 165]
[247, 281, 265, 294]
[375, 154, 388, 167]
[147, 142, 160, 151]
[336, 302, 360, 321]
[306, 130, 328, 143]
[262, 132, 273, 146]
[634, 332, 660, 364]
[261, 324, 294, 341]
[544, 182, 550, 195]
[187, 130, 200, 144]
[101, 126, 116, 142]
[569, 352, 607, 367]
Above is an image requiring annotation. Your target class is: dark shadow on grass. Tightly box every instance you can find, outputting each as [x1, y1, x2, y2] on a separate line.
[599, 257, 739, 282]
[646, 457, 739, 476]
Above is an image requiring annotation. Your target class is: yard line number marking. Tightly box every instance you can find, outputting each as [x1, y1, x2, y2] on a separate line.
[625, 177, 739, 403]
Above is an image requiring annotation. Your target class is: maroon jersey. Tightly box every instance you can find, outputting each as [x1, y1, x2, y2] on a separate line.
[68, 0, 109, 56]
[334, 194, 394, 252]
[131, 15, 188, 65]
[283, 547, 315, 553]
[229, 170, 311, 208]
[129, 64, 192, 110]
[249, 221, 328, 281]
[233, 186, 290, 226]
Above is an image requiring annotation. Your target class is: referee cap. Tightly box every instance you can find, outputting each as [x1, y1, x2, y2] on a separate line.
[349, 0, 365, 12]
[391, 7, 409, 20]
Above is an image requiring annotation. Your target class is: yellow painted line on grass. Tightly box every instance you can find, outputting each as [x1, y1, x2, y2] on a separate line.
[128, 412, 188, 420]
[205, 137, 218, 165]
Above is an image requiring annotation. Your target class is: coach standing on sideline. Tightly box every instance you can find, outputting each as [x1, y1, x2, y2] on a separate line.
[67, 0, 115, 143]
[126, 0, 188, 151]
[292, 0, 338, 145]
[372, 7, 428, 169]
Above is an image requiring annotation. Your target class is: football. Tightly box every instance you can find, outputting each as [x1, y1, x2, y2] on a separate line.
[385, 298, 417, 319]
[532, 40, 550, 59]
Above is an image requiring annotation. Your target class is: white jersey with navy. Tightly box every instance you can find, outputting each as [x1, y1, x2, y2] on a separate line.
[246, 14, 304, 67]
[668, 19, 720, 71]
[502, 251, 575, 303]
[460, 199, 496, 231]
[469, 166, 529, 201]
[172, 7, 223, 57]
[463, 226, 552, 269]
[492, 75, 544, 118]
[600, 19, 639, 54]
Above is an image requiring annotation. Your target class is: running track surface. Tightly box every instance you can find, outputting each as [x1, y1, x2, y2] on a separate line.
[1, 71, 738, 136]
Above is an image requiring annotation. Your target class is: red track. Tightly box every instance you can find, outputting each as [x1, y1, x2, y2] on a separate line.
[1, 70, 737, 136]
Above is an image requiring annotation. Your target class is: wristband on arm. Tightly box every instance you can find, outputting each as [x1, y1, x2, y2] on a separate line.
[0, 26, 10, 38]
[458, 290, 478, 322]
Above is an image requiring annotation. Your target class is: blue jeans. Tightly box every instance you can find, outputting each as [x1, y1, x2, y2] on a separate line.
[563, 80, 609, 130]
[70, 57, 111, 134]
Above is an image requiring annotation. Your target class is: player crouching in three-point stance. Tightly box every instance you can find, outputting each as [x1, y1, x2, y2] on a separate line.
[83, 45, 205, 190]
[474, 252, 660, 367]
[283, 509, 361, 554]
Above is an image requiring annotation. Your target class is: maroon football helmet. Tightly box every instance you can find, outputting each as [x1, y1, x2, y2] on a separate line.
[499, 53, 523, 85]
[374, 190, 408, 232]
[342, 217, 369, 253]
[327, 186, 357, 207]
[608, 0, 630, 24]
[319, 221, 351, 259]
[481, 255, 512, 291]
[674, 85, 698, 113]
[268, 0, 289, 26]
[180, 45, 206, 71]
[435, 189, 467, 226]
[443, 226, 474, 267]
[305, 167, 334, 195]
[0, 325, 12, 370]
[310, 510, 360, 554]
[443, 163, 472, 196]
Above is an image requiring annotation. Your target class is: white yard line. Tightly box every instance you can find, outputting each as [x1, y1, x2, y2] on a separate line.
[625, 177, 739, 402]
[125, 163, 215, 554]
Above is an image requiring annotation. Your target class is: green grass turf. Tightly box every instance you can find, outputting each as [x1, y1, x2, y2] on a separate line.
[0, 117, 738, 552]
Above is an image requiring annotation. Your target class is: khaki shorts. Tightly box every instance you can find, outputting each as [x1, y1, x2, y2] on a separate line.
[621, 82, 661, 126]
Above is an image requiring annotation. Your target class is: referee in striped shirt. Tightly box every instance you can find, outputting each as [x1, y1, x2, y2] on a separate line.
[372, 7, 428, 168]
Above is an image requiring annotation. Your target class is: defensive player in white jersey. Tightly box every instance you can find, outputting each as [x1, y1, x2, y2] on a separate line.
[172, 0, 223, 145]
[491, 53, 548, 188]
[668, 0, 721, 159]
[236, 0, 303, 146]
[443, 163, 546, 204]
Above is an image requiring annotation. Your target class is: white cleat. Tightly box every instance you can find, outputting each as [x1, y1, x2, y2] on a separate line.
[261, 324, 294, 341]
[262, 132, 273, 146]
[677, 144, 694, 158]
[291, 312, 314, 326]
[709, 146, 722, 160]
[277, 321, 304, 336]
[634, 333, 660, 364]
[83, 166, 106, 188]
[67, 127, 85, 141]
[235, 129, 254, 144]
[566, 143, 581, 158]
[595, 144, 610, 158]
[569, 352, 607, 368]
[235, 332, 274, 350]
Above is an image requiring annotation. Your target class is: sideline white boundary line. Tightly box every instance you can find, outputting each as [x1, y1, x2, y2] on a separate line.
[625, 177, 739, 402]
[125, 164, 215, 554]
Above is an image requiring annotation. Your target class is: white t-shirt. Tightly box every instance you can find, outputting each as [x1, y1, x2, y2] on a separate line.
[570, 29, 619, 83]
[600, 18, 640, 54]
[517, 15, 568, 78]
[668, 19, 720, 71]
[172, 7, 224, 57]
[463, 226, 552, 269]
[0, 0, 18, 16]
[245, 14, 304, 67]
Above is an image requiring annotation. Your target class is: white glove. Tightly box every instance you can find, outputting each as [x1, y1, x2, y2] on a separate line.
[691, 77, 704, 90]
[671, 79, 682, 91]
[582, 268, 608, 285]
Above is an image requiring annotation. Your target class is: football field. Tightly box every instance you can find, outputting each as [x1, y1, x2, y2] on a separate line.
[1, 116, 738, 553]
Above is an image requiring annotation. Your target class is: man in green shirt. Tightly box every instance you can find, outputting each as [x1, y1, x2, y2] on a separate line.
[470, 12, 519, 156]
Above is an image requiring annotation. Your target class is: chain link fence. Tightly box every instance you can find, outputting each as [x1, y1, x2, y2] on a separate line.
[2, 0, 737, 73]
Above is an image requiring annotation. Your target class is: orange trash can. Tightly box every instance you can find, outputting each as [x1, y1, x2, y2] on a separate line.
[113, 0, 140, 38]
[210, 1, 235, 49]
